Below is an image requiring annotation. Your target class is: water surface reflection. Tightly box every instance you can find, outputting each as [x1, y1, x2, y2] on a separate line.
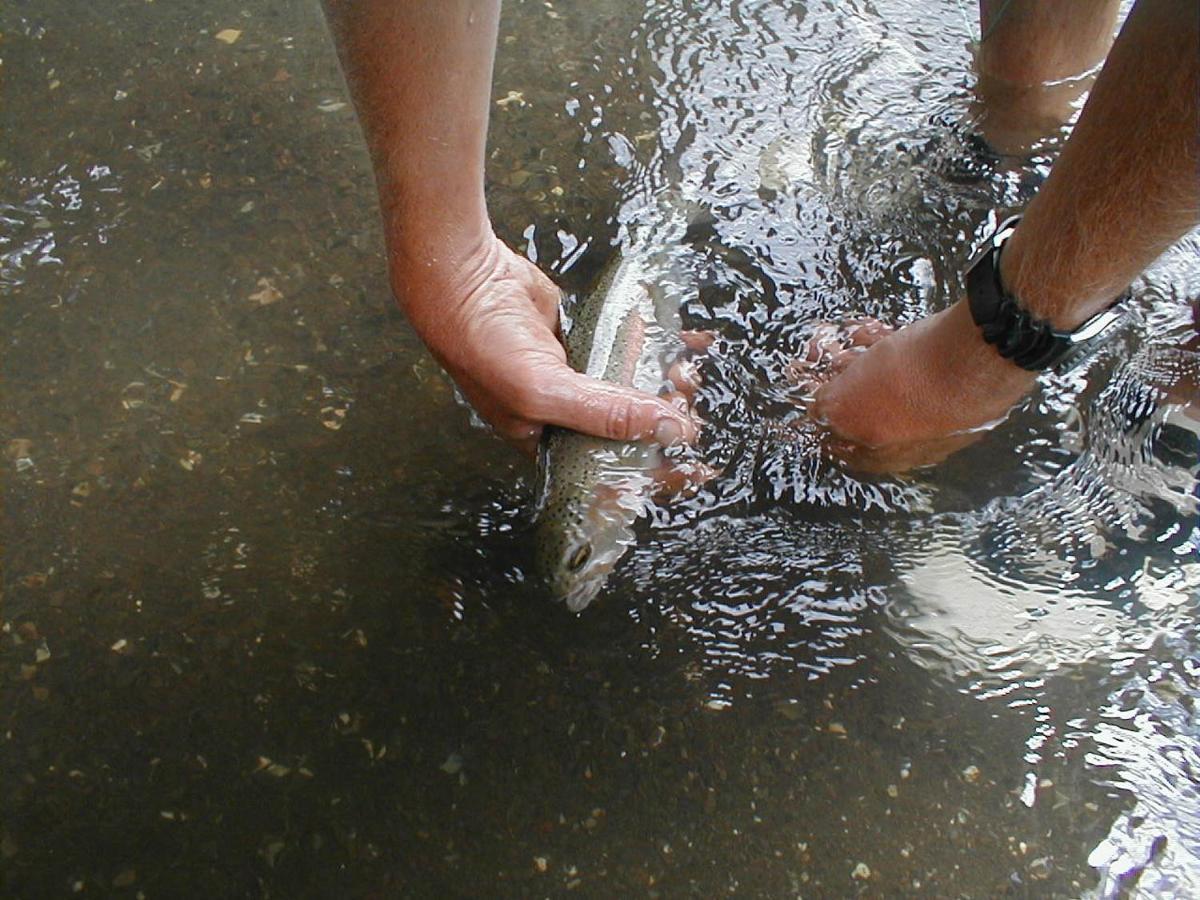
[4, 0, 1198, 896]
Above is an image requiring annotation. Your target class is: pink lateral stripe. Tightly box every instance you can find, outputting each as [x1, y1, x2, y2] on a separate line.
[618, 311, 647, 387]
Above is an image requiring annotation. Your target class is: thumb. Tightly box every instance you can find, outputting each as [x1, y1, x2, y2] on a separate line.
[543, 368, 698, 445]
[529, 271, 564, 333]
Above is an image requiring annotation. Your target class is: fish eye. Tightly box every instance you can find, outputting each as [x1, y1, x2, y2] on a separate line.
[567, 543, 592, 571]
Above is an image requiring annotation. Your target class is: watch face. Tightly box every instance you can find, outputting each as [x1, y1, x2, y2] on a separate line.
[1053, 310, 1128, 375]
[1069, 307, 1126, 344]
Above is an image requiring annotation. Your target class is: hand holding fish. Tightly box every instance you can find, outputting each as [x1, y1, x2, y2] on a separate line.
[395, 233, 698, 457]
[324, 0, 696, 458]
[802, 0, 1198, 473]
[792, 303, 1035, 473]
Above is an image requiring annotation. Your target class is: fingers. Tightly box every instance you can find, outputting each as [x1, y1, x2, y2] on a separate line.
[802, 323, 845, 362]
[652, 459, 720, 498]
[846, 318, 894, 346]
[497, 378, 700, 458]
[508, 424, 543, 460]
[530, 328, 715, 446]
[787, 318, 897, 391]
[785, 349, 831, 393]
[828, 347, 859, 377]
[541, 369, 699, 445]
[784, 357, 818, 390]
[493, 369, 699, 454]
[667, 359, 702, 402]
[679, 329, 717, 352]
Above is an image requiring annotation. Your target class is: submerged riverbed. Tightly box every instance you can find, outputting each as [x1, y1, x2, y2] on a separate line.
[4, 0, 1198, 896]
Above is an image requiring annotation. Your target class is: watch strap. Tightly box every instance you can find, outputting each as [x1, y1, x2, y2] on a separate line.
[966, 215, 1126, 372]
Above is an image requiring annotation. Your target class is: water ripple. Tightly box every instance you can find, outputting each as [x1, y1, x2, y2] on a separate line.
[1, 163, 123, 290]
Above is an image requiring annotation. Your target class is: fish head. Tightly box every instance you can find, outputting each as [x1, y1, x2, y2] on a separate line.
[535, 470, 648, 613]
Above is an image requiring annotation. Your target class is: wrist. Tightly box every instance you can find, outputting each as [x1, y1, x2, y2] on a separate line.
[997, 221, 1101, 331]
[936, 299, 1038, 396]
[387, 217, 498, 322]
[968, 216, 1128, 372]
[999, 203, 1140, 335]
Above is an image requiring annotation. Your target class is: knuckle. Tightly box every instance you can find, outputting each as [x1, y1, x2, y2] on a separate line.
[810, 389, 836, 423]
[510, 381, 546, 422]
[604, 399, 635, 439]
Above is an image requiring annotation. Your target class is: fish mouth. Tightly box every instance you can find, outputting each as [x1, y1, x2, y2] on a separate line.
[548, 519, 639, 612]
[537, 457, 656, 612]
[563, 577, 606, 613]
[554, 541, 626, 612]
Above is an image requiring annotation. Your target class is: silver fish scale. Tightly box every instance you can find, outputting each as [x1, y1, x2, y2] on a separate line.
[535, 244, 688, 611]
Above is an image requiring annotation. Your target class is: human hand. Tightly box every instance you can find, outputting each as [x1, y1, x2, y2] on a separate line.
[792, 300, 1036, 473]
[393, 232, 698, 457]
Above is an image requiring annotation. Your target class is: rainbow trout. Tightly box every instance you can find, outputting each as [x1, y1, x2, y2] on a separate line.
[534, 244, 690, 612]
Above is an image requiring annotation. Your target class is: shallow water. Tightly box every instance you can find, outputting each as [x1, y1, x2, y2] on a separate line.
[3, 0, 1198, 896]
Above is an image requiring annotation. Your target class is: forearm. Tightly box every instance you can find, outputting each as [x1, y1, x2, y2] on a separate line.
[1000, 0, 1200, 330]
[972, 0, 1120, 152]
[978, 0, 1120, 86]
[323, 0, 500, 309]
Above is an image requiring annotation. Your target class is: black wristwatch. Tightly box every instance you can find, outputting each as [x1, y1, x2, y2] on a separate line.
[965, 215, 1126, 372]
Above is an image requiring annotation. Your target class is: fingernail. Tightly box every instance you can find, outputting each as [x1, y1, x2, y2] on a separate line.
[654, 417, 684, 446]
